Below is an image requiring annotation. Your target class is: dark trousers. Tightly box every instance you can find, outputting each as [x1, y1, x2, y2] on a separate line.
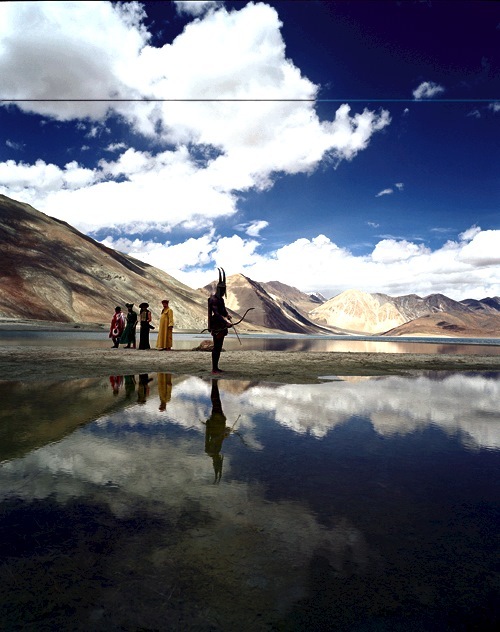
[211, 335, 224, 370]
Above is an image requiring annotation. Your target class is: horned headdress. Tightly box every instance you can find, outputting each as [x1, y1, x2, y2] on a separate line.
[216, 267, 227, 298]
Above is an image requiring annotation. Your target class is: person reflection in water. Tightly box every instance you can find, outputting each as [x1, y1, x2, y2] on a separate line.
[109, 375, 123, 395]
[124, 375, 136, 400]
[137, 374, 153, 404]
[158, 373, 172, 411]
[203, 379, 231, 483]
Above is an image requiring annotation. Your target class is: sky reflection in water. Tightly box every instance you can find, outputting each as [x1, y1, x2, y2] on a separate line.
[0, 372, 499, 630]
[1, 330, 500, 355]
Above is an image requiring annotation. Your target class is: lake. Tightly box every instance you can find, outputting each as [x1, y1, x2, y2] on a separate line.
[1, 329, 499, 355]
[0, 369, 499, 630]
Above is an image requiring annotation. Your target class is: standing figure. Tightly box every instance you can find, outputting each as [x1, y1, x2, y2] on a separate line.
[156, 299, 174, 350]
[207, 267, 232, 374]
[120, 303, 138, 349]
[138, 302, 152, 349]
[109, 305, 125, 348]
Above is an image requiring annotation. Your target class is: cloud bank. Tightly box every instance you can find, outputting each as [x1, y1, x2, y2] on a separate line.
[101, 225, 499, 299]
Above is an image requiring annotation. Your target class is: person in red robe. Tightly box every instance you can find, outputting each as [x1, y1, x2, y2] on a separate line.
[109, 306, 125, 348]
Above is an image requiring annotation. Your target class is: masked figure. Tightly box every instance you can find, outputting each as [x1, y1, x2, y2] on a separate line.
[207, 268, 232, 374]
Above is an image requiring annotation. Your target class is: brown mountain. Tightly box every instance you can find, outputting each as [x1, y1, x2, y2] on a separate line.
[460, 297, 500, 314]
[202, 273, 338, 334]
[383, 312, 500, 338]
[0, 194, 208, 329]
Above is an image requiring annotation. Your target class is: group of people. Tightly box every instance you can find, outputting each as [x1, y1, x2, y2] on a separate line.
[109, 299, 174, 350]
[108, 268, 233, 374]
[109, 372, 172, 409]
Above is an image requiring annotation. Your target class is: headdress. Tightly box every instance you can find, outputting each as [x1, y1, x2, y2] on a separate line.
[139, 302, 149, 308]
[216, 267, 227, 298]
[125, 303, 134, 309]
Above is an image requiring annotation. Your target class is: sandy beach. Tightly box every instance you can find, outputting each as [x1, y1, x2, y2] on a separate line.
[1, 344, 500, 383]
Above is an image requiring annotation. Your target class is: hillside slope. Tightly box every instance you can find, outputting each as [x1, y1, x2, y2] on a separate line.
[0, 194, 208, 328]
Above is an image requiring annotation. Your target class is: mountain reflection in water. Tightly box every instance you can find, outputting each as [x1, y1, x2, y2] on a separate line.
[1, 329, 500, 355]
[0, 372, 499, 630]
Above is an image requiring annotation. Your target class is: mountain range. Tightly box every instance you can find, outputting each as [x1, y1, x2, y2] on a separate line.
[1, 194, 499, 337]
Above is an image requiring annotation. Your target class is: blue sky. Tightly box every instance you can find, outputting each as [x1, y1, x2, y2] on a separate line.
[0, 0, 499, 300]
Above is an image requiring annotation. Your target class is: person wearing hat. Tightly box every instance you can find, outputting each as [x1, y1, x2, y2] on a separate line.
[109, 305, 125, 348]
[120, 303, 138, 349]
[156, 299, 174, 350]
[138, 302, 153, 350]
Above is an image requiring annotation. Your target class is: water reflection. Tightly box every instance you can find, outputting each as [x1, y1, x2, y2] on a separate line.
[137, 373, 153, 404]
[0, 372, 499, 630]
[158, 372, 172, 411]
[1, 329, 499, 355]
[203, 379, 245, 483]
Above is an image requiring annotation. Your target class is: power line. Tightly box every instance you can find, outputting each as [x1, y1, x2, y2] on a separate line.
[0, 98, 498, 103]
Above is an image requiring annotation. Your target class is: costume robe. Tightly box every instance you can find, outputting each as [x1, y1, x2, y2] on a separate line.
[156, 307, 174, 349]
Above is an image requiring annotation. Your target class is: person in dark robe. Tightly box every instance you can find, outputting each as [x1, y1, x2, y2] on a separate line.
[207, 267, 232, 374]
[120, 303, 138, 349]
[138, 302, 152, 350]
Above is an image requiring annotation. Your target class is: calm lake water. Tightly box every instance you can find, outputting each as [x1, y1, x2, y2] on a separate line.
[1, 330, 500, 355]
[0, 370, 499, 630]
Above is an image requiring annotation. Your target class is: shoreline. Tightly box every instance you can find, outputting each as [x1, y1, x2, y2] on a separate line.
[1, 345, 499, 384]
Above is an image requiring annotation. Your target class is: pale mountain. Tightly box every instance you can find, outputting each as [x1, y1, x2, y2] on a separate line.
[309, 289, 406, 334]
[383, 312, 500, 338]
[202, 273, 338, 334]
[0, 194, 208, 328]
[307, 289, 491, 335]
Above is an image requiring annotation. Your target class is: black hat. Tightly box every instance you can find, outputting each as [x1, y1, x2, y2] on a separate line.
[139, 302, 149, 308]
[125, 303, 134, 308]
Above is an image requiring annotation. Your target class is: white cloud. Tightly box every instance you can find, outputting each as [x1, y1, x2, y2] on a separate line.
[5, 140, 24, 151]
[457, 230, 500, 266]
[0, 1, 390, 235]
[371, 239, 430, 264]
[467, 109, 481, 119]
[376, 183, 403, 197]
[459, 225, 481, 242]
[174, 1, 222, 16]
[412, 81, 445, 100]
[0, 1, 150, 120]
[235, 220, 269, 237]
[108, 227, 500, 300]
[105, 142, 128, 152]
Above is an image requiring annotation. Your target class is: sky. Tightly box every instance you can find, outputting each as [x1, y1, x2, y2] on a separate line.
[0, 0, 499, 301]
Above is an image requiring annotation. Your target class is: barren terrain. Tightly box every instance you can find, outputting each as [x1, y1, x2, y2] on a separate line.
[1, 344, 499, 384]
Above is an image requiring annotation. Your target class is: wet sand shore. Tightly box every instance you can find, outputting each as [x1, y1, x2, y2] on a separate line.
[1, 345, 499, 384]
